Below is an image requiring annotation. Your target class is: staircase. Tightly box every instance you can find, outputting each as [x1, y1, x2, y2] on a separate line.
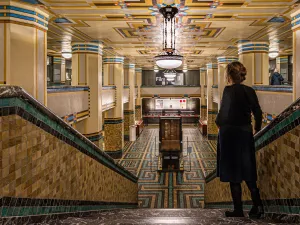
[36, 209, 285, 224]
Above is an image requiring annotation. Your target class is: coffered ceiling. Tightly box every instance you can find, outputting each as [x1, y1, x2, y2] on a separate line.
[39, 0, 299, 69]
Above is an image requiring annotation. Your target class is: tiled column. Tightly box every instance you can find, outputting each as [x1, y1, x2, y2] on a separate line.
[200, 67, 207, 121]
[238, 41, 270, 86]
[103, 57, 124, 158]
[53, 57, 66, 84]
[124, 63, 136, 141]
[0, 0, 49, 105]
[71, 42, 104, 148]
[206, 63, 218, 140]
[135, 68, 142, 122]
[276, 56, 289, 81]
[217, 57, 238, 110]
[291, 7, 300, 101]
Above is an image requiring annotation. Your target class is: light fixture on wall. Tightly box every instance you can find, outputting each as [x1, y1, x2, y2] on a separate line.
[62, 52, 72, 59]
[154, 65, 159, 73]
[154, 5, 183, 69]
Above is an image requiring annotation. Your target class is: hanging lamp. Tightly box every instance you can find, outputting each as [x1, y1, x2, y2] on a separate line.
[154, 5, 183, 69]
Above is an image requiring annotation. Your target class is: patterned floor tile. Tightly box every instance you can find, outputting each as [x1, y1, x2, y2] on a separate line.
[117, 125, 217, 208]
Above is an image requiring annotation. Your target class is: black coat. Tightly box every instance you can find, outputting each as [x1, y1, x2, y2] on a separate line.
[271, 72, 284, 85]
[216, 84, 262, 183]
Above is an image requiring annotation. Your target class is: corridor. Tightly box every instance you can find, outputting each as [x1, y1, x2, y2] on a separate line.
[116, 125, 217, 208]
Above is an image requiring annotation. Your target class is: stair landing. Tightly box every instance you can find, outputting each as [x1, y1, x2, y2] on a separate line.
[41, 209, 291, 224]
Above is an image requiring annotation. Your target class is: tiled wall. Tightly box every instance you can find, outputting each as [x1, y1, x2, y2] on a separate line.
[0, 89, 138, 220]
[0, 114, 137, 218]
[205, 111, 300, 218]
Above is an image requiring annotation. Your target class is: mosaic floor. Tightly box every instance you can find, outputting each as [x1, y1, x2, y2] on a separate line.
[116, 125, 217, 209]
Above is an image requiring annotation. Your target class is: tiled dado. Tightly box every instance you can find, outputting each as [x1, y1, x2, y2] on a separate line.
[0, 86, 138, 219]
[135, 105, 142, 121]
[0, 114, 137, 217]
[124, 110, 135, 141]
[201, 106, 207, 121]
[207, 110, 218, 140]
[84, 131, 104, 150]
[104, 118, 124, 159]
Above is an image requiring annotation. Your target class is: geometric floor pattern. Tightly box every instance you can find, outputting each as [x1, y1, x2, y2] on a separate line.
[117, 125, 217, 209]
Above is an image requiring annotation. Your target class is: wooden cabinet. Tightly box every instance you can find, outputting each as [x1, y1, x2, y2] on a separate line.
[136, 120, 144, 138]
[199, 119, 207, 136]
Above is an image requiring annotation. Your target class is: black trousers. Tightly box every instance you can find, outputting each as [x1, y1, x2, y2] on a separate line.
[230, 181, 263, 211]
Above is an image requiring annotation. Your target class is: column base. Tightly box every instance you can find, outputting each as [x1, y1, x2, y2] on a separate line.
[104, 118, 124, 159]
[124, 110, 135, 141]
[207, 110, 218, 140]
[105, 149, 123, 159]
[135, 105, 142, 121]
[201, 105, 208, 121]
[207, 134, 218, 140]
[84, 131, 103, 149]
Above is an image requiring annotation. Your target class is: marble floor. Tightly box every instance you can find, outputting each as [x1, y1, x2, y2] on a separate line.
[116, 125, 218, 208]
[35, 208, 291, 225]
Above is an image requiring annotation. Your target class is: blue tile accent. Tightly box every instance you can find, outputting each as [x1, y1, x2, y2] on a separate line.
[0, 11, 48, 28]
[102, 86, 116, 90]
[268, 16, 285, 23]
[252, 85, 292, 93]
[7, 5, 36, 15]
[47, 86, 89, 93]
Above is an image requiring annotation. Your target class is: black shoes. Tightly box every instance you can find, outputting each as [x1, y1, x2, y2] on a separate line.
[248, 206, 264, 219]
[225, 209, 245, 217]
[225, 206, 264, 219]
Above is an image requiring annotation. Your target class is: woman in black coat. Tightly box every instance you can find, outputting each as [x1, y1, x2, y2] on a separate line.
[216, 62, 264, 218]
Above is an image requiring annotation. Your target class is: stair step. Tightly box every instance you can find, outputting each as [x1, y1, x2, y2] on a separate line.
[41, 209, 287, 225]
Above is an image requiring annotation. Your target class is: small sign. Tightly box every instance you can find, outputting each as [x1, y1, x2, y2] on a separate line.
[187, 147, 192, 154]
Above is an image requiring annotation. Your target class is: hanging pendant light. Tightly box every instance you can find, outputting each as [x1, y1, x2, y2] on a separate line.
[164, 69, 177, 82]
[154, 5, 183, 69]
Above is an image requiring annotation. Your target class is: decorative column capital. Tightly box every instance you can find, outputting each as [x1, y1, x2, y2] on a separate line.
[206, 63, 218, 69]
[238, 41, 269, 55]
[53, 57, 65, 64]
[291, 7, 300, 31]
[124, 63, 135, 69]
[72, 42, 103, 55]
[135, 68, 142, 73]
[0, 0, 49, 31]
[276, 56, 288, 64]
[103, 56, 124, 64]
[217, 56, 239, 64]
[200, 67, 207, 72]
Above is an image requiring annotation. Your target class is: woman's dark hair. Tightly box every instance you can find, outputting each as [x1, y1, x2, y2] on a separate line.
[226, 61, 247, 84]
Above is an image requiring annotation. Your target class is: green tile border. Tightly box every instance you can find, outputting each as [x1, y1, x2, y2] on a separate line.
[1, 204, 137, 217]
[0, 97, 137, 183]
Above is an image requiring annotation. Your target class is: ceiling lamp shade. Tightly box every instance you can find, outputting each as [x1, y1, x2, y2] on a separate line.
[62, 52, 72, 59]
[166, 77, 175, 81]
[164, 70, 177, 79]
[155, 5, 183, 69]
[269, 51, 279, 59]
[155, 51, 183, 69]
